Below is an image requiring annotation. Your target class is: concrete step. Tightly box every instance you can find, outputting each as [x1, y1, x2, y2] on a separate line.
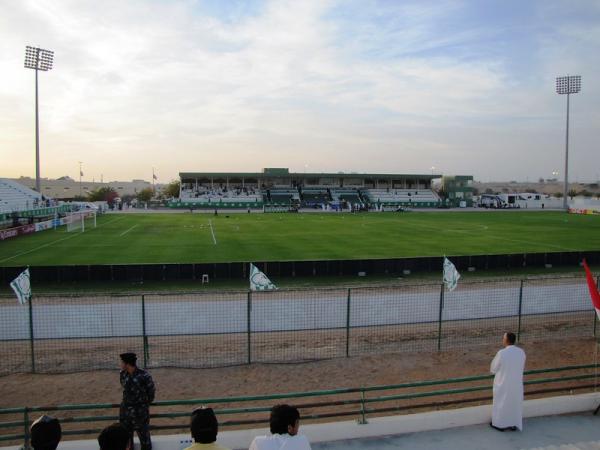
[525, 441, 600, 450]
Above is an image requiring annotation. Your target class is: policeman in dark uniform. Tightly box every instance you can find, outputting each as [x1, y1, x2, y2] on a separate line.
[119, 352, 156, 450]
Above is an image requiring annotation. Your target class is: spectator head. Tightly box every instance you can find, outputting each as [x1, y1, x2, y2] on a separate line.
[30, 415, 61, 450]
[269, 404, 300, 436]
[503, 332, 517, 346]
[119, 352, 137, 369]
[98, 423, 131, 450]
[190, 407, 218, 444]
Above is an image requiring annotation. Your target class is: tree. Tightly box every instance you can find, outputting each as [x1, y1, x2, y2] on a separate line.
[568, 188, 578, 199]
[485, 188, 494, 194]
[88, 187, 118, 204]
[137, 188, 154, 203]
[120, 194, 136, 204]
[553, 192, 563, 198]
[162, 180, 180, 199]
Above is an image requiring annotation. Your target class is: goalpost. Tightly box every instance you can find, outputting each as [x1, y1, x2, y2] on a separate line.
[66, 210, 97, 232]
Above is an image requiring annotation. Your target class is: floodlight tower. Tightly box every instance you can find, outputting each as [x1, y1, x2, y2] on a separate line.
[24, 46, 54, 193]
[556, 75, 581, 210]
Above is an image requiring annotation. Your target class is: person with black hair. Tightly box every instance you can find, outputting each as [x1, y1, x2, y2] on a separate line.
[249, 404, 311, 450]
[98, 423, 131, 450]
[490, 332, 526, 432]
[119, 352, 156, 450]
[184, 407, 230, 450]
[30, 415, 61, 450]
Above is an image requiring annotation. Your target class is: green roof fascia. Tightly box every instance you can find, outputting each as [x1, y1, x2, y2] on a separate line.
[180, 172, 443, 180]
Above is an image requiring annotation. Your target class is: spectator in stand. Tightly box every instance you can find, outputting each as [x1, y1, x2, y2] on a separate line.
[184, 407, 230, 450]
[249, 405, 311, 450]
[98, 423, 132, 450]
[30, 415, 61, 450]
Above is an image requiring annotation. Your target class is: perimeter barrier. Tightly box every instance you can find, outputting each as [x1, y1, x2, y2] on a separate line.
[0, 364, 598, 448]
[0, 275, 598, 374]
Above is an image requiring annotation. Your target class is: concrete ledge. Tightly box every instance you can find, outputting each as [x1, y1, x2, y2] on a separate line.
[3, 393, 599, 450]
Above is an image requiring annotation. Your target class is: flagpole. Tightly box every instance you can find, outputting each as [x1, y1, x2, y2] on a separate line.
[27, 267, 35, 373]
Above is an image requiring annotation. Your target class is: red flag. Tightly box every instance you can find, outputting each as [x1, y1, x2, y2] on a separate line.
[582, 259, 600, 320]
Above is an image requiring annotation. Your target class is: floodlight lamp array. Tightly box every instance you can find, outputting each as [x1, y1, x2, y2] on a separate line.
[556, 75, 581, 94]
[24, 46, 54, 71]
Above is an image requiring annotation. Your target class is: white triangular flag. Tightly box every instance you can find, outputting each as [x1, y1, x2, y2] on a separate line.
[10, 268, 31, 305]
[443, 257, 460, 292]
[249, 263, 277, 291]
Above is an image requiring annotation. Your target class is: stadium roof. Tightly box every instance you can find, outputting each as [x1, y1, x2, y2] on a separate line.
[180, 169, 442, 179]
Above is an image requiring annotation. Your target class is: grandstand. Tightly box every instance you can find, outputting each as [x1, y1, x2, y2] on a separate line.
[173, 168, 452, 209]
[364, 188, 440, 206]
[180, 185, 262, 204]
[0, 178, 79, 238]
[0, 178, 43, 212]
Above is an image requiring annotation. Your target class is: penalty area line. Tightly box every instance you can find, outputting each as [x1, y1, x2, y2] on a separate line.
[119, 224, 138, 237]
[0, 215, 126, 264]
[0, 233, 80, 264]
[208, 220, 217, 245]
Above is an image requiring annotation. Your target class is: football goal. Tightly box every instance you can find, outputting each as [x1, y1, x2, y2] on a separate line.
[66, 210, 97, 232]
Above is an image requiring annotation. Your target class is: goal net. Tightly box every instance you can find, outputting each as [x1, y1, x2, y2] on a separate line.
[66, 211, 97, 232]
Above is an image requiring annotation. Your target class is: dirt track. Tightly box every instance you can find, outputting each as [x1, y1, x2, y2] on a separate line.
[1, 336, 596, 408]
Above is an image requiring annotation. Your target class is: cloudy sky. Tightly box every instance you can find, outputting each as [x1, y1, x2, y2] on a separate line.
[1, 0, 599, 183]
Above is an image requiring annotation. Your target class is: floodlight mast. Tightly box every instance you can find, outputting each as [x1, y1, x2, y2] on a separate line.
[555, 75, 581, 210]
[24, 46, 54, 193]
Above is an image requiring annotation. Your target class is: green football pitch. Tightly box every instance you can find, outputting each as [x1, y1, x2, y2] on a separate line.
[1, 211, 599, 266]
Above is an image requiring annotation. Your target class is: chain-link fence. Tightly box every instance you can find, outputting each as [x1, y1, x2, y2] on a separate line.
[0, 275, 597, 374]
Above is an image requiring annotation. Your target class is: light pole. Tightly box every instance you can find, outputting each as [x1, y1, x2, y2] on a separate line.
[24, 46, 54, 193]
[556, 75, 581, 210]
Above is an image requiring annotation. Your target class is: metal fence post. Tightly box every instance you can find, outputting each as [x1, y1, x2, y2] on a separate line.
[141, 295, 149, 368]
[358, 388, 368, 424]
[517, 279, 524, 343]
[23, 407, 30, 450]
[437, 283, 444, 351]
[346, 288, 351, 358]
[247, 291, 252, 365]
[28, 297, 35, 374]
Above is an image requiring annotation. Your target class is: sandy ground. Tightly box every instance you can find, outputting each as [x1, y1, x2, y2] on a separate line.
[0, 337, 597, 446]
[1, 337, 596, 408]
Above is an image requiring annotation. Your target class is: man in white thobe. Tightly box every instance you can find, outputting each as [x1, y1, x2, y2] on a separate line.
[490, 332, 526, 431]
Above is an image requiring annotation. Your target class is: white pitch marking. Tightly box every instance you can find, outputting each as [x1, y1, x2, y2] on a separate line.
[208, 220, 217, 245]
[119, 224, 138, 237]
[0, 233, 81, 264]
[0, 215, 125, 263]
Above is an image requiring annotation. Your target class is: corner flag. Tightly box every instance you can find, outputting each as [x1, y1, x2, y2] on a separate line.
[443, 257, 460, 292]
[10, 268, 31, 305]
[250, 263, 277, 291]
[583, 259, 600, 320]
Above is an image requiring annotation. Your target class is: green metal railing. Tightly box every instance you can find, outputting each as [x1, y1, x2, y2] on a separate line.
[1, 363, 598, 449]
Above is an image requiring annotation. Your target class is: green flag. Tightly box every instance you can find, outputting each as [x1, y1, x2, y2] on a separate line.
[250, 263, 277, 291]
[10, 268, 31, 305]
[443, 257, 460, 292]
